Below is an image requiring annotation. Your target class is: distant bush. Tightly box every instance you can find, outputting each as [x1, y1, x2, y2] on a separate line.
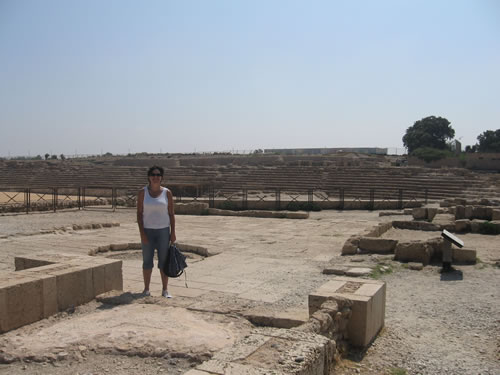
[220, 200, 240, 211]
[286, 201, 321, 212]
[411, 147, 453, 163]
[286, 201, 301, 211]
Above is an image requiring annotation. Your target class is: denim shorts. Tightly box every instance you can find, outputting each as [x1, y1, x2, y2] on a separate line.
[141, 227, 170, 270]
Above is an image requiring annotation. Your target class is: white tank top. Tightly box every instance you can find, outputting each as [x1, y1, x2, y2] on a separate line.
[143, 186, 170, 229]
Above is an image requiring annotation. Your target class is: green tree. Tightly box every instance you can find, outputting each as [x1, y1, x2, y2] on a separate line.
[476, 129, 500, 152]
[402, 116, 455, 154]
[44, 153, 50, 160]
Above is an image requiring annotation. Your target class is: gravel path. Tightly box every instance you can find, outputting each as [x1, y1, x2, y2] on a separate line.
[336, 265, 500, 375]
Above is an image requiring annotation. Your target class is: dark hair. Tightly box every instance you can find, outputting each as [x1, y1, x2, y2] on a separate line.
[147, 165, 164, 177]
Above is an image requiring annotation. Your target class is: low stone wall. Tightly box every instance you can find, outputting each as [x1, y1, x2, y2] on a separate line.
[208, 208, 309, 219]
[175, 202, 209, 215]
[0, 200, 108, 213]
[295, 298, 352, 361]
[187, 282, 370, 375]
[341, 222, 393, 255]
[208, 200, 422, 211]
[89, 241, 210, 257]
[455, 205, 500, 221]
[341, 217, 478, 265]
[1, 254, 122, 334]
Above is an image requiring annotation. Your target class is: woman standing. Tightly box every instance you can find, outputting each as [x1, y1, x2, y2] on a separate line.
[137, 166, 176, 298]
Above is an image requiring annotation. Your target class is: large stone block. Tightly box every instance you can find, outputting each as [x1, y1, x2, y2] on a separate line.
[427, 208, 438, 221]
[427, 237, 450, 260]
[470, 219, 483, 233]
[455, 219, 471, 233]
[110, 243, 128, 251]
[103, 260, 123, 291]
[465, 206, 473, 219]
[453, 248, 477, 264]
[358, 238, 398, 254]
[175, 202, 209, 215]
[0, 277, 43, 333]
[412, 207, 427, 220]
[485, 207, 494, 220]
[492, 209, 500, 221]
[3, 255, 124, 333]
[91, 263, 106, 296]
[472, 206, 489, 220]
[36, 274, 58, 318]
[342, 236, 360, 255]
[394, 241, 434, 265]
[455, 205, 465, 220]
[0, 288, 7, 333]
[392, 221, 441, 231]
[309, 277, 385, 348]
[48, 265, 94, 311]
[440, 200, 453, 208]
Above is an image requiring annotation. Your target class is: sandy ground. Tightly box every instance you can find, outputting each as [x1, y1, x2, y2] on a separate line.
[0, 209, 499, 375]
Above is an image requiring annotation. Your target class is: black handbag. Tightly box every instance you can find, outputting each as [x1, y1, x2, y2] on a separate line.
[164, 243, 188, 286]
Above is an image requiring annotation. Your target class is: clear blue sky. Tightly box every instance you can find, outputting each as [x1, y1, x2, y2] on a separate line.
[1, 0, 499, 157]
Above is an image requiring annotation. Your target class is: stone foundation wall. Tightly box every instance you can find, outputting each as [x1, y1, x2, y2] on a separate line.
[295, 298, 352, 361]
[0, 254, 122, 334]
[341, 215, 478, 264]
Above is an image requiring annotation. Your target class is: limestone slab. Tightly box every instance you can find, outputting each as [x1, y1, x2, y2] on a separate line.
[104, 260, 123, 291]
[323, 266, 348, 275]
[453, 248, 477, 264]
[394, 241, 434, 266]
[53, 265, 94, 311]
[0, 277, 43, 333]
[358, 238, 398, 254]
[345, 267, 372, 277]
[309, 277, 386, 348]
[1, 255, 124, 333]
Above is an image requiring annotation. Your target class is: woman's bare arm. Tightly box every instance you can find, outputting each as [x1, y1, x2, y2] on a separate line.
[167, 189, 176, 243]
[137, 189, 148, 243]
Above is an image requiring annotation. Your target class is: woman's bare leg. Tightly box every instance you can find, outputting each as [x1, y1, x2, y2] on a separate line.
[143, 269, 152, 292]
[160, 269, 168, 291]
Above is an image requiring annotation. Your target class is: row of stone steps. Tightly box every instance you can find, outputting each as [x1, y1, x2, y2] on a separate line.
[1, 160, 498, 201]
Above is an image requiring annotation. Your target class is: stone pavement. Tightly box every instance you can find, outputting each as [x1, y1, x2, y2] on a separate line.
[1, 212, 387, 306]
[0, 211, 391, 372]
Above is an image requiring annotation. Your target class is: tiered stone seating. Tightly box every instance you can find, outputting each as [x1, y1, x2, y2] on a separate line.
[0, 156, 498, 201]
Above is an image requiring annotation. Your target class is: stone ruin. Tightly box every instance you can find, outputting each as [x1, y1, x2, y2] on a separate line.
[341, 198, 500, 267]
[0, 254, 122, 334]
[0, 247, 386, 374]
[178, 275, 385, 375]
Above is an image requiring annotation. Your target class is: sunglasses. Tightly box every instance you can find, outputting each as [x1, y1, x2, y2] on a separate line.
[150, 173, 162, 177]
